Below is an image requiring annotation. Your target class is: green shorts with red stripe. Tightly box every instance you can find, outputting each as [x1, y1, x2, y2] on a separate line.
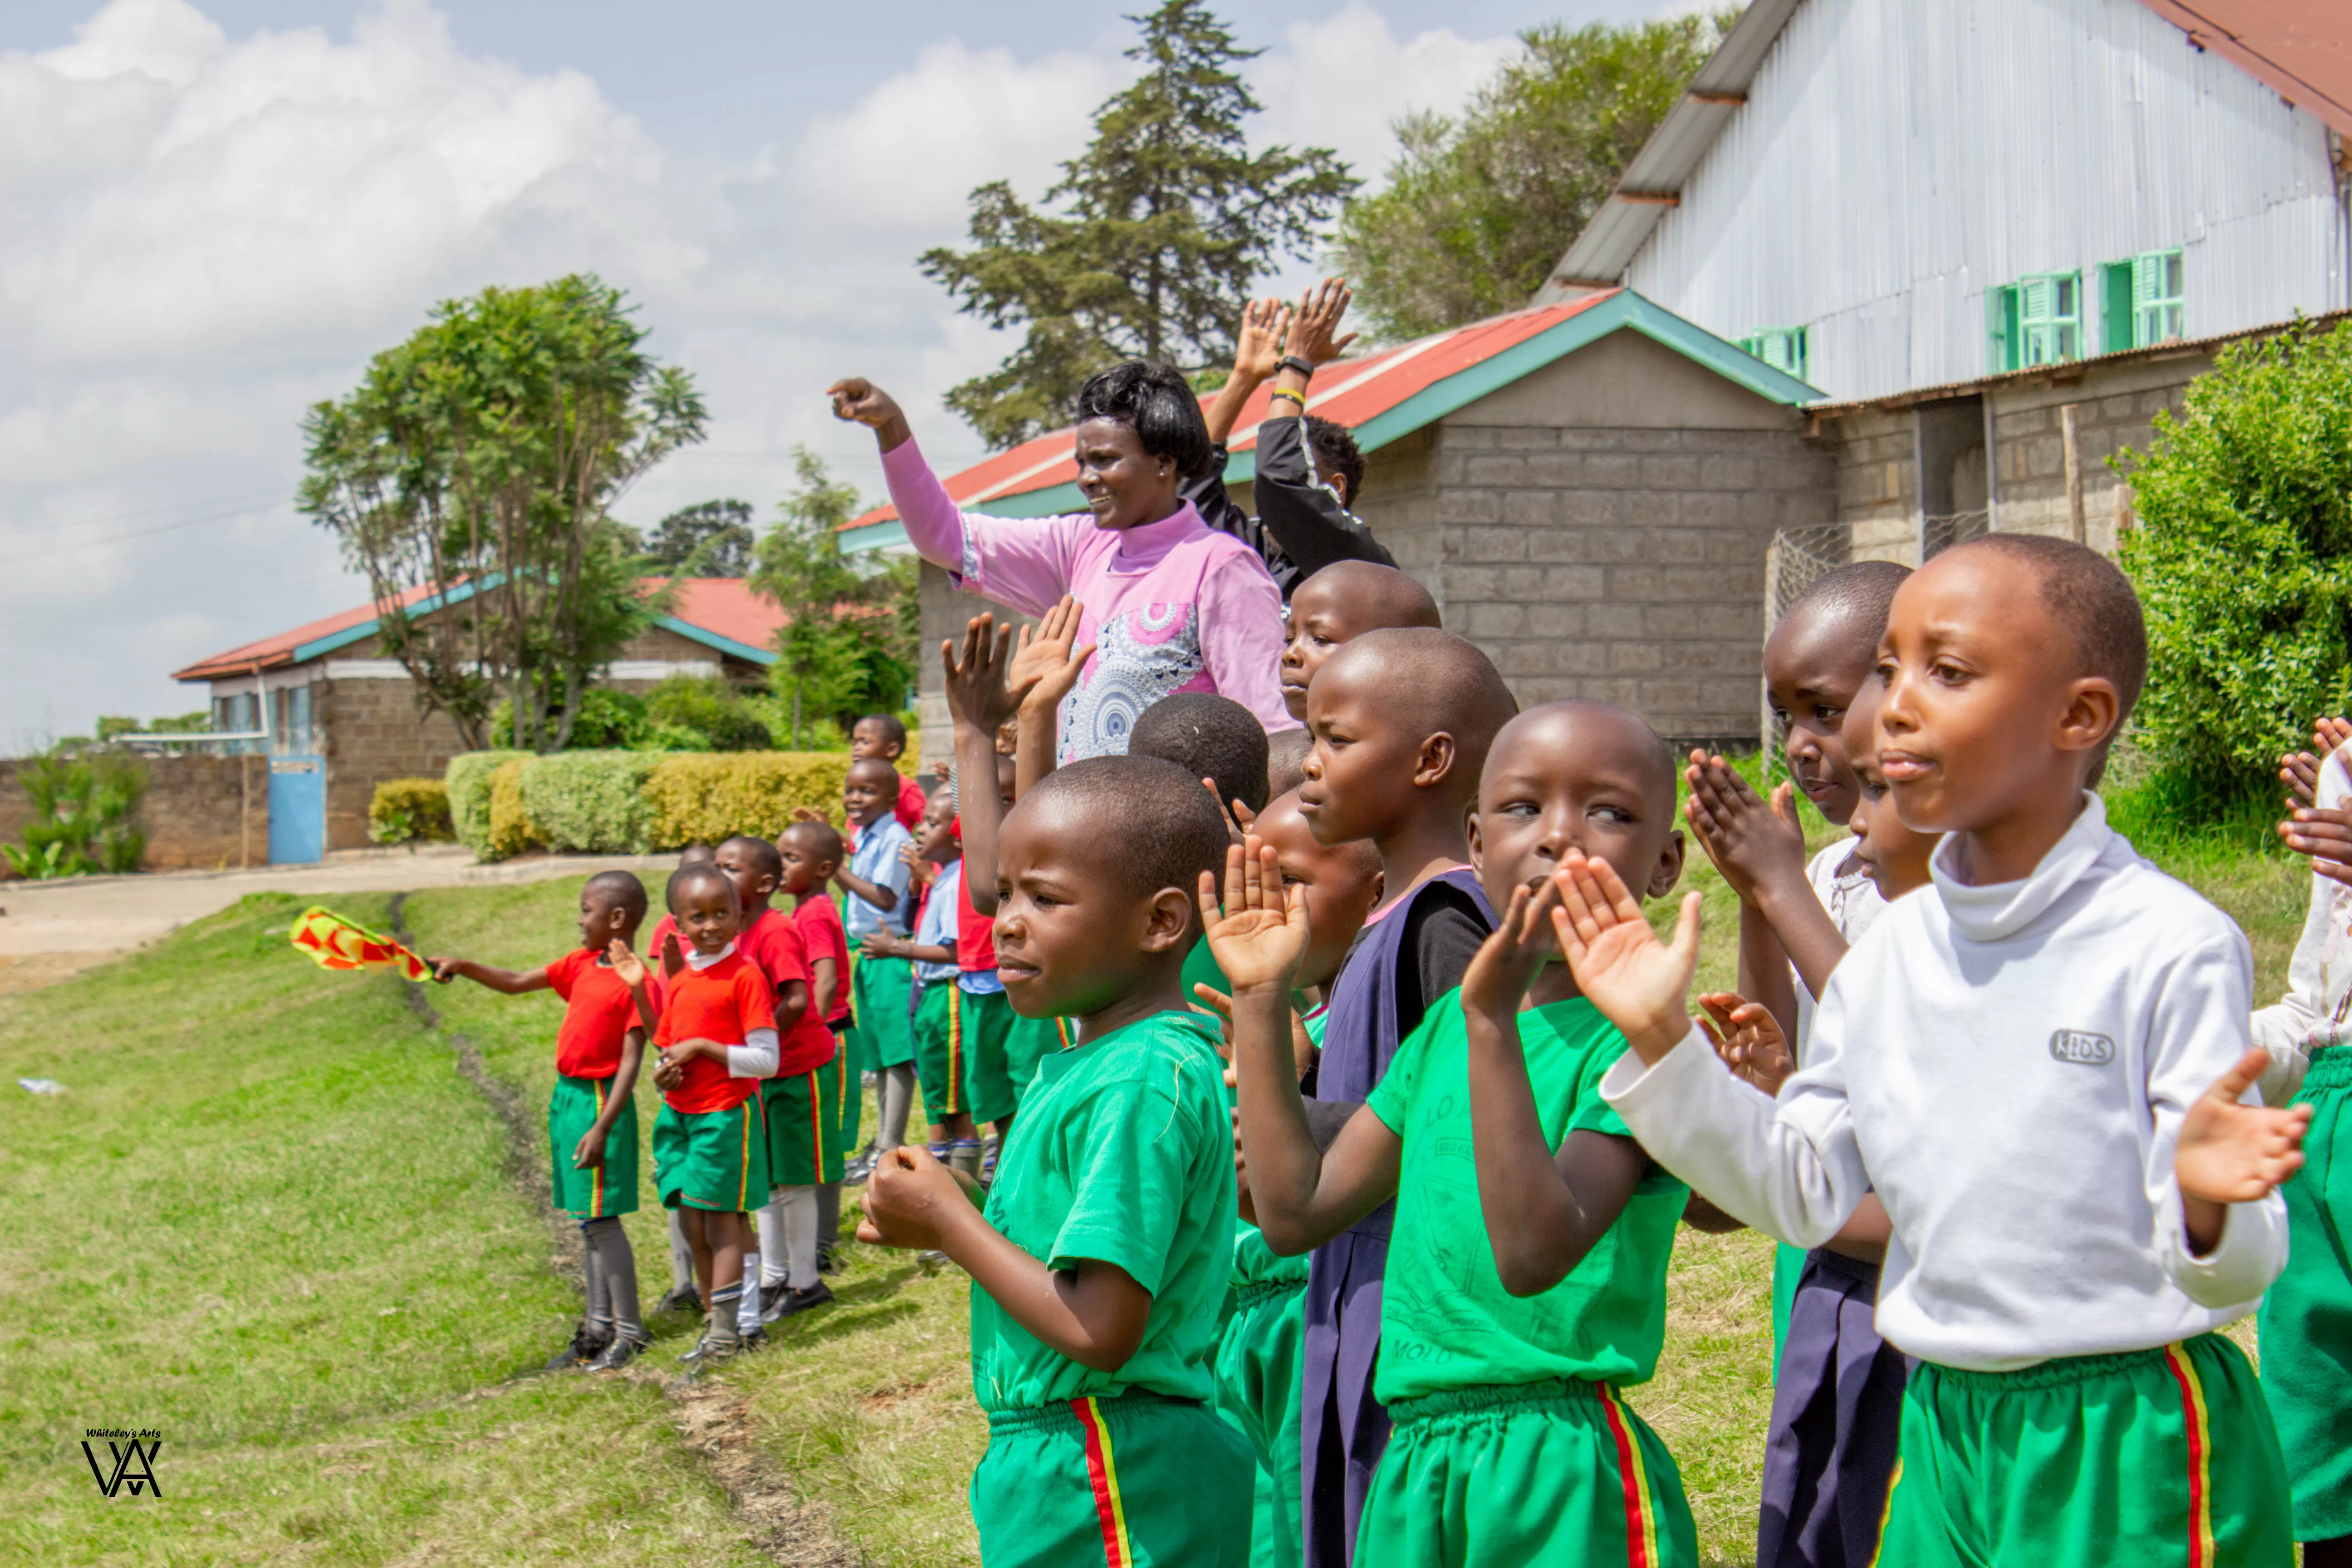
[973, 1391, 1253, 1568]
[959, 985, 1019, 1126]
[652, 1097, 769, 1214]
[762, 1063, 843, 1187]
[912, 980, 964, 1124]
[547, 1073, 639, 1218]
[1357, 1377, 1696, 1568]
[1874, 1333, 2291, 1568]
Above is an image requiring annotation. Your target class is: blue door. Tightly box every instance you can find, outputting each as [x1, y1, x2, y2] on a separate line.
[268, 756, 326, 865]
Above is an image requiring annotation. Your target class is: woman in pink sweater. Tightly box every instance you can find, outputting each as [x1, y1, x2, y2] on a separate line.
[829, 362, 1294, 762]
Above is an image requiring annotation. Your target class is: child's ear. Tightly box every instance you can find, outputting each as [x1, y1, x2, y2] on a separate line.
[1465, 812, 1485, 875]
[2054, 677, 2122, 756]
[1646, 829, 1686, 900]
[1411, 732, 1457, 790]
[1141, 887, 1193, 954]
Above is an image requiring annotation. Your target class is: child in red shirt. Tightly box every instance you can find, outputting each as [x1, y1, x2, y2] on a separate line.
[852, 712, 927, 830]
[634, 862, 779, 1367]
[783, 820, 856, 1279]
[430, 870, 657, 1372]
[642, 844, 717, 1314]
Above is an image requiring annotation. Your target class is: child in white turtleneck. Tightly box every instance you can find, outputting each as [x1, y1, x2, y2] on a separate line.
[1566, 536, 2310, 1568]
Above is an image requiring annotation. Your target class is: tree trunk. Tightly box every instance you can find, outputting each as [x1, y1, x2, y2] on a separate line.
[792, 677, 804, 750]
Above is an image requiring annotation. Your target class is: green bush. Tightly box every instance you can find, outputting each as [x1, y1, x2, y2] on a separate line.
[445, 750, 529, 857]
[2120, 318, 2352, 792]
[645, 753, 851, 847]
[518, 751, 659, 853]
[3, 746, 147, 878]
[486, 758, 545, 860]
[368, 778, 454, 847]
[643, 675, 772, 752]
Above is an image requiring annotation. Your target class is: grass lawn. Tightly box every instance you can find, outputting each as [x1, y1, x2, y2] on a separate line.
[2, 798, 2312, 1567]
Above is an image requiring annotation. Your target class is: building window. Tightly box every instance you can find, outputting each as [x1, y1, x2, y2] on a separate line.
[1740, 326, 1808, 381]
[289, 684, 314, 754]
[2102, 250, 2185, 351]
[1988, 273, 2082, 372]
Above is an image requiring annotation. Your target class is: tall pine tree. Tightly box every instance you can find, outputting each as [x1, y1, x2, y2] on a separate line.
[921, 1, 1355, 448]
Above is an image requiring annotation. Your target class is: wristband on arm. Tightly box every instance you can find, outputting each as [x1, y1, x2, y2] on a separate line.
[1278, 355, 1317, 379]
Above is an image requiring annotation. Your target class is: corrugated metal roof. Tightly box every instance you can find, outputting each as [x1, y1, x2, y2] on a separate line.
[173, 578, 784, 682]
[837, 288, 1824, 542]
[2136, 0, 2352, 135]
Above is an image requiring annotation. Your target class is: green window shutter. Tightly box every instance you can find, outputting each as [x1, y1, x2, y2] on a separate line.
[2018, 272, 2082, 366]
[1740, 327, 1808, 381]
[1987, 284, 2021, 373]
[2133, 250, 2184, 345]
[2102, 262, 2135, 353]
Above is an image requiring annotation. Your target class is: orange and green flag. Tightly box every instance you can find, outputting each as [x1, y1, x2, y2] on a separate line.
[289, 906, 430, 982]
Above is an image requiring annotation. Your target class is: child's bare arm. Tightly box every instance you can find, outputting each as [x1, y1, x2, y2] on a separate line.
[835, 863, 902, 913]
[1685, 757, 1848, 1000]
[867, 930, 954, 966]
[1735, 904, 1803, 1045]
[1459, 882, 1654, 1294]
[574, 1029, 645, 1171]
[774, 978, 810, 1035]
[859, 1147, 1152, 1371]
[1823, 1194, 1891, 1261]
[427, 957, 551, 995]
[808, 956, 838, 1023]
[944, 614, 1024, 915]
[1203, 841, 1402, 1254]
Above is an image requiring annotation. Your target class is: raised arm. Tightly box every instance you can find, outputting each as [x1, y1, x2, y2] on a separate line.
[942, 614, 1027, 916]
[1204, 840, 1401, 1254]
[1008, 597, 1094, 798]
[1249, 279, 1392, 580]
[427, 957, 551, 995]
[1686, 755, 1846, 1003]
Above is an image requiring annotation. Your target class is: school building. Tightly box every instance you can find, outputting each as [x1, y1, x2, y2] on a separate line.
[847, 0, 2350, 760]
[165, 579, 782, 864]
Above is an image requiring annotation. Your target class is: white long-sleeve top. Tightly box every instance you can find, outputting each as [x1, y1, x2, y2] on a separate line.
[2250, 745, 2352, 1105]
[680, 941, 780, 1078]
[1604, 793, 2288, 1372]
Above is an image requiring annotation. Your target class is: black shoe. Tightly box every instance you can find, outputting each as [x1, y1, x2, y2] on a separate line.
[545, 1322, 610, 1370]
[761, 1281, 835, 1323]
[817, 1244, 844, 1275]
[586, 1330, 651, 1372]
[656, 1284, 701, 1315]
[843, 1147, 877, 1185]
[739, 1323, 767, 1353]
[680, 1325, 741, 1366]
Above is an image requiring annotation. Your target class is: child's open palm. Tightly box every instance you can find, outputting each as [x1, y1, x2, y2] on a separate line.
[1232, 297, 1290, 383]
[606, 939, 647, 991]
[1550, 851, 1703, 1064]
[1460, 879, 1564, 1022]
[1198, 839, 1309, 996]
[1008, 596, 1096, 717]
[944, 613, 1026, 733]
[1698, 991, 1795, 1095]
[2177, 1048, 2312, 1205]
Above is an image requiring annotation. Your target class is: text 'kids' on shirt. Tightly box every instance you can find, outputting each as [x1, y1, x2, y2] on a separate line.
[737, 907, 836, 1074]
[1366, 990, 1686, 1401]
[654, 946, 778, 1112]
[546, 947, 644, 1078]
[972, 1009, 1236, 1409]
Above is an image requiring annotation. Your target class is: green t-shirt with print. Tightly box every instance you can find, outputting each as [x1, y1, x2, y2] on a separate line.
[971, 1007, 1236, 1411]
[1364, 989, 1686, 1404]
[1231, 1004, 1325, 1290]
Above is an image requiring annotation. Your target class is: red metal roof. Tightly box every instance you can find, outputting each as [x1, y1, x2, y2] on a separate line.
[843, 293, 1620, 528]
[172, 578, 785, 682]
[2136, 0, 2352, 137]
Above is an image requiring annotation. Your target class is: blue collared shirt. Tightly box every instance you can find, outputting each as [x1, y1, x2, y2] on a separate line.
[844, 815, 914, 940]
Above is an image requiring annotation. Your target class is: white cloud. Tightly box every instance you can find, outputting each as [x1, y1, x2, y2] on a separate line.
[0, 0, 1515, 743]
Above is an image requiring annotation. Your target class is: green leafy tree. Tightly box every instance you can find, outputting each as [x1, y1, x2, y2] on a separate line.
[299, 274, 707, 753]
[2120, 319, 2352, 791]
[751, 449, 916, 746]
[1330, 16, 1725, 341]
[641, 499, 755, 577]
[921, 0, 1356, 447]
[2, 745, 147, 879]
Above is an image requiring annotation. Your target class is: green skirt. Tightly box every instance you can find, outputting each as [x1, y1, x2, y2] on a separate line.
[2259, 1046, 2352, 1540]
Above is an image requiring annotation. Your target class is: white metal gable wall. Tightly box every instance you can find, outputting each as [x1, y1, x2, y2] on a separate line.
[1625, 0, 2346, 402]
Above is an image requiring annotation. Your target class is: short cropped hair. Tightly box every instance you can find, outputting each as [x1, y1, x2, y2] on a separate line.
[1129, 692, 1271, 814]
[584, 869, 648, 923]
[1780, 559, 1912, 636]
[1950, 534, 2148, 719]
[1025, 755, 1232, 912]
[717, 833, 782, 882]
[1304, 416, 1366, 509]
[1325, 628, 1518, 787]
[856, 712, 907, 747]
[677, 843, 716, 866]
[1266, 728, 1315, 799]
[667, 863, 737, 911]
[783, 820, 844, 868]
[1075, 361, 1216, 480]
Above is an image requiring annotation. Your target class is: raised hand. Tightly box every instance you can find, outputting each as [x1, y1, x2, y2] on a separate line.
[2279, 806, 2352, 889]
[1550, 850, 1702, 1064]
[1460, 879, 1566, 1024]
[1697, 991, 1795, 1096]
[943, 613, 1026, 734]
[1288, 277, 1358, 366]
[660, 931, 686, 980]
[1198, 838, 1311, 997]
[1232, 297, 1291, 385]
[1008, 596, 1096, 718]
[427, 956, 461, 984]
[826, 377, 907, 437]
[2177, 1048, 2312, 1212]
[607, 939, 648, 991]
[1683, 751, 1808, 906]
[790, 805, 826, 825]
[2279, 716, 2352, 808]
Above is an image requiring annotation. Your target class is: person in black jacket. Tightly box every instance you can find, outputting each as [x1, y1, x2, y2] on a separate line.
[1188, 279, 1396, 600]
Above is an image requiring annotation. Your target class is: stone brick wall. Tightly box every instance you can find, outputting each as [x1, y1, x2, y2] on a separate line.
[1827, 407, 1918, 562]
[0, 754, 269, 877]
[316, 677, 469, 852]
[1984, 357, 2199, 552]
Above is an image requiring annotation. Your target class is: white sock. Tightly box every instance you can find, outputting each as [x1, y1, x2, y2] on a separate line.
[755, 1196, 787, 1289]
[738, 1247, 763, 1334]
[666, 1208, 695, 1291]
[780, 1186, 820, 1291]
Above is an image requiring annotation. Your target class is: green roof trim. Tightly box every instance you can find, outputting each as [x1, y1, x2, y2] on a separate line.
[839, 520, 909, 553]
[656, 614, 776, 666]
[290, 577, 497, 664]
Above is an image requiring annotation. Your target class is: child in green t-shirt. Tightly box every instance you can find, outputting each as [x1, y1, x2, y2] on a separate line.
[859, 754, 1254, 1568]
[1207, 699, 1703, 1568]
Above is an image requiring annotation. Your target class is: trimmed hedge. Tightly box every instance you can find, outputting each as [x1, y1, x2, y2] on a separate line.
[518, 750, 660, 854]
[486, 758, 545, 860]
[446, 750, 529, 857]
[443, 742, 924, 860]
[644, 753, 853, 847]
[368, 778, 454, 846]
